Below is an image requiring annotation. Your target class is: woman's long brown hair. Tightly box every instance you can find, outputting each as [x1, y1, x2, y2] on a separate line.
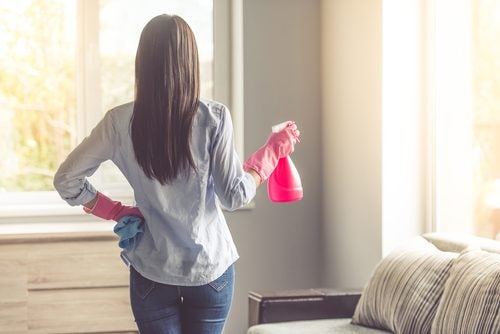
[131, 14, 199, 184]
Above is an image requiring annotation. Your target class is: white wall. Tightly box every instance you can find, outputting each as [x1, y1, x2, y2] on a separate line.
[224, 0, 322, 333]
[321, 0, 384, 288]
[321, 0, 426, 288]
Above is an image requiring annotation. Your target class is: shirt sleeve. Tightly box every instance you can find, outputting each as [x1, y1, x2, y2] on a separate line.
[210, 105, 256, 211]
[53, 110, 117, 206]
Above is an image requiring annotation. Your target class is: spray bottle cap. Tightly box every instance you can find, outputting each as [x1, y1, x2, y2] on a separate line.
[271, 121, 291, 133]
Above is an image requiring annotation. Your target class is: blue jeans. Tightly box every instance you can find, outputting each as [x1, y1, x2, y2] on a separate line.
[129, 265, 234, 334]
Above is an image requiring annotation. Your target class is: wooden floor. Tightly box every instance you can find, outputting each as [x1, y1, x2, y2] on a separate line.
[0, 231, 138, 333]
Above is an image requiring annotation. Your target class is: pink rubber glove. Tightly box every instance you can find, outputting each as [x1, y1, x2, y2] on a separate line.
[83, 192, 143, 222]
[243, 121, 300, 184]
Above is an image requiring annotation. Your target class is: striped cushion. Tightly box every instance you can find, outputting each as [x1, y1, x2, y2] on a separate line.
[431, 249, 500, 334]
[351, 237, 457, 333]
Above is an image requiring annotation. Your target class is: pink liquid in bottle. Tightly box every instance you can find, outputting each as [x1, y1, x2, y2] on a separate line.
[268, 156, 303, 202]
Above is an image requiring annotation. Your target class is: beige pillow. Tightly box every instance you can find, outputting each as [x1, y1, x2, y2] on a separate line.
[352, 237, 457, 333]
[431, 249, 500, 334]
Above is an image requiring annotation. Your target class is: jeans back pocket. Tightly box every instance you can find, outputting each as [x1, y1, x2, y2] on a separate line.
[208, 266, 233, 292]
[131, 267, 156, 300]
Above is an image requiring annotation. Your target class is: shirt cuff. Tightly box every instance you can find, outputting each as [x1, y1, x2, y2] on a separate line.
[63, 180, 98, 206]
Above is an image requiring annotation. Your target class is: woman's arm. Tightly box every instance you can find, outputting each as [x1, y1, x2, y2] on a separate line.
[53, 110, 116, 207]
[246, 168, 262, 188]
[210, 106, 257, 210]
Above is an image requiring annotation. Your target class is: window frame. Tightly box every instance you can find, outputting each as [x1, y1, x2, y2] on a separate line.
[426, 0, 499, 240]
[428, 0, 475, 235]
[0, 0, 246, 223]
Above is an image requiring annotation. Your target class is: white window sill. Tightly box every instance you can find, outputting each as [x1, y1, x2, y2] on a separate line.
[0, 202, 105, 225]
[0, 221, 115, 235]
[0, 200, 114, 232]
[1, 191, 113, 224]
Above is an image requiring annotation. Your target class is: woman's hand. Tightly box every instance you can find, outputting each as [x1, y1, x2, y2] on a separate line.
[83, 195, 98, 211]
[83, 192, 143, 222]
[243, 121, 300, 184]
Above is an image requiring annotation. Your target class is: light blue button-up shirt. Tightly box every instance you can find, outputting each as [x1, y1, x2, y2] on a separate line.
[54, 100, 256, 286]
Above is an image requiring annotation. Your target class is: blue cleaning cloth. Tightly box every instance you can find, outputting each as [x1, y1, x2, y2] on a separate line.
[114, 215, 144, 251]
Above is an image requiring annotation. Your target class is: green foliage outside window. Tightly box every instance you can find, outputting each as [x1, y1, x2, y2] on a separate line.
[0, 0, 76, 191]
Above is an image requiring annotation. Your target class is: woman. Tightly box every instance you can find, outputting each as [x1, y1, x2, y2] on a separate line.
[53, 14, 299, 334]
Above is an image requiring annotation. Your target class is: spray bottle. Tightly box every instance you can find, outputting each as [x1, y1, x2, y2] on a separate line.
[268, 122, 303, 202]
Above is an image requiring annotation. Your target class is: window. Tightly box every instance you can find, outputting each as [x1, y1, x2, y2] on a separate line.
[430, 0, 500, 240]
[0, 1, 77, 193]
[0, 0, 242, 221]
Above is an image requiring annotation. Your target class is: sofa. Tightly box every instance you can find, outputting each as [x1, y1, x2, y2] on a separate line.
[247, 233, 500, 334]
